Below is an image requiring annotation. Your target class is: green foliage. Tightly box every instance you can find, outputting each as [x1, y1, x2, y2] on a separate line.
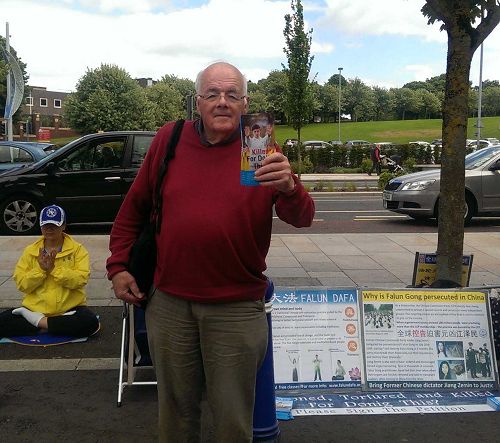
[378, 171, 395, 190]
[290, 156, 313, 174]
[361, 158, 372, 173]
[283, 0, 314, 136]
[146, 81, 184, 128]
[313, 180, 325, 191]
[403, 156, 417, 172]
[64, 64, 156, 134]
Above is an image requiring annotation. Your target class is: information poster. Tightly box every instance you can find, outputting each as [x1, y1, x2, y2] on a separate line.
[361, 289, 497, 390]
[272, 288, 362, 390]
[412, 252, 473, 287]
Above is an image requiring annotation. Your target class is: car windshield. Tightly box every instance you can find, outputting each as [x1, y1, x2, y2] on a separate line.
[465, 146, 500, 169]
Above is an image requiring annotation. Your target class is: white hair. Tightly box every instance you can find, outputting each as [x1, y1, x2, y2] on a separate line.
[195, 61, 248, 96]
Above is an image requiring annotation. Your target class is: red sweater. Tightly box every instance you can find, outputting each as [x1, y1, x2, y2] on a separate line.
[107, 120, 315, 302]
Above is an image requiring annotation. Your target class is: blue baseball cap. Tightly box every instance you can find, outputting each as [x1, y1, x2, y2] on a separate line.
[40, 205, 66, 227]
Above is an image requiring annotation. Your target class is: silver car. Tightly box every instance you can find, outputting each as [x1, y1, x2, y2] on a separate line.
[383, 146, 500, 223]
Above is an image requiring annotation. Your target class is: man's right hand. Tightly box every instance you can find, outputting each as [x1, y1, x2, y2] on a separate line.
[111, 271, 145, 306]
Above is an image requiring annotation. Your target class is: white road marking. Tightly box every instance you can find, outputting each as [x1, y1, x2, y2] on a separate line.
[314, 210, 389, 213]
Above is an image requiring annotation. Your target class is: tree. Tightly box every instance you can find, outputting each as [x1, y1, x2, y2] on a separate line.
[317, 83, 339, 123]
[254, 71, 288, 121]
[419, 88, 442, 118]
[146, 81, 184, 128]
[372, 86, 395, 121]
[343, 78, 374, 122]
[391, 87, 416, 120]
[64, 64, 155, 134]
[326, 73, 347, 88]
[422, 0, 500, 283]
[283, 0, 314, 175]
[482, 86, 500, 116]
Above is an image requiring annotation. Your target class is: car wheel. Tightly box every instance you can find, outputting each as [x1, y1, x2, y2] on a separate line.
[434, 195, 476, 225]
[0, 195, 41, 235]
[464, 193, 475, 225]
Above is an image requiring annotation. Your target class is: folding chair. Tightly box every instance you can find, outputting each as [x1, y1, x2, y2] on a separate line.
[117, 302, 157, 407]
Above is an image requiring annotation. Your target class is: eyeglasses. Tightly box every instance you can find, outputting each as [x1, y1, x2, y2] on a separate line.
[197, 91, 246, 104]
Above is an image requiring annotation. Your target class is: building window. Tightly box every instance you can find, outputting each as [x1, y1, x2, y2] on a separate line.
[40, 98, 48, 107]
[26, 96, 33, 106]
[54, 99, 62, 108]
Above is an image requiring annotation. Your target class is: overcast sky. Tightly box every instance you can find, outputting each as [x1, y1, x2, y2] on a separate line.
[2, 0, 500, 92]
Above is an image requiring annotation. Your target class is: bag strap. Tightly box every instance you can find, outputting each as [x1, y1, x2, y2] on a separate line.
[152, 119, 185, 233]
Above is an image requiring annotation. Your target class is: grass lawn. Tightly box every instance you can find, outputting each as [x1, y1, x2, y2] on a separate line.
[274, 116, 500, 145]
[47, 116, 500, 147]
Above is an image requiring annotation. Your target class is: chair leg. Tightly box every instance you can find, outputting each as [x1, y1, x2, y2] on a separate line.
[117, 304, 129, 407]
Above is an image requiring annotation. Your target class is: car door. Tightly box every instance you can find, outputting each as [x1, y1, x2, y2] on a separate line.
[44, 135, 128, 222]
[120, 133, 155, 193]
[481, 155, 500, 211]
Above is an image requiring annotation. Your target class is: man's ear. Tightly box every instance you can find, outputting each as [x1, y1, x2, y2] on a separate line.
[243, 96, 249, 112]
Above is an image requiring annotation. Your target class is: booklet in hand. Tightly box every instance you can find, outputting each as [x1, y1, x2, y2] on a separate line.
[240, 112, 276, 186]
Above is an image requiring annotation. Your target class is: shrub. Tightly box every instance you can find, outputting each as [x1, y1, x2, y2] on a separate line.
[403, 156, 417, 173]
[290, 157, 314, 174]
[361, 158, 372, 173]
[378, 171, 394, 190]
[313, 180, 325, 191]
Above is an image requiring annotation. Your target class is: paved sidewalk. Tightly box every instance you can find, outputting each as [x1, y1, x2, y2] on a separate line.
[1, 232, 500, 308]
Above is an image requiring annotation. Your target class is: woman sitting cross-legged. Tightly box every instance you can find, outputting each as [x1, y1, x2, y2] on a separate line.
[0, 205, 99, 339]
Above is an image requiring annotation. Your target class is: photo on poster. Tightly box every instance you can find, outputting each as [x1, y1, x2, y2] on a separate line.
[435, 340, 464, 359]
[364, 303, 394, 330]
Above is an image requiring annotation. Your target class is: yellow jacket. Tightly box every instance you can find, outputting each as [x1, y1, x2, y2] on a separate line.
[13, 233, 90, 315]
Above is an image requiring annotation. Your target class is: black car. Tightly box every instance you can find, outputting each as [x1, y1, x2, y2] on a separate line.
[0, 131, 156, 235]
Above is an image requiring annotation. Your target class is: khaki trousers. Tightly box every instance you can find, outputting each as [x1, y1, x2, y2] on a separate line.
[146, 288, 268, 443]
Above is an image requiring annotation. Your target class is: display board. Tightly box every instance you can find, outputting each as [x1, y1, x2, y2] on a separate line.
[272, 288, 363, 390]
[360, 289, 497, 390]
[412, 252, 473, 287]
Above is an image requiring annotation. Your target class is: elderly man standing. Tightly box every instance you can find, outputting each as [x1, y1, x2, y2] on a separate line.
[107, 61, 315, 442]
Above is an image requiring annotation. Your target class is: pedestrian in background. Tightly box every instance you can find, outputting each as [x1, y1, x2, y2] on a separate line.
[107, 61, 315, 442]
[368, 143, 381, 175]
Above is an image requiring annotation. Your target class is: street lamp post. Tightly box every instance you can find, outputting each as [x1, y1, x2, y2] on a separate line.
[476, 42, 484, 147]
[338, 67, 343, 143]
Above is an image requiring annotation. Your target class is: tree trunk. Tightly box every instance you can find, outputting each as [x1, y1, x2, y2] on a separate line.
[436, 25, 472, 284]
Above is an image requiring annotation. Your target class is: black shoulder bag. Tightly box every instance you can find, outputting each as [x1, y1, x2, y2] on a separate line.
[128, 119, 185, 298]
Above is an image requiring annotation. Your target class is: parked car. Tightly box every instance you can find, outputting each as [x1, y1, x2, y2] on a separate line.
[345, 140, 370, 147]
[409, 141, 431, 148]
[430, 139, 442, 149]
[327, 140, 343, 146]
[0, 141, 57, 171]
[383, 146, 500, 223]
[466, 139, 498, 151]
[485, 137, 500, 144]
[302, 140, 334, 150]
[0, 131, 156, 235]
[283, 138, 298, 148]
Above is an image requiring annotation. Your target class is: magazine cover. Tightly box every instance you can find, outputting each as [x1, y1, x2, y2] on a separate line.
[240, 112, 276, 186]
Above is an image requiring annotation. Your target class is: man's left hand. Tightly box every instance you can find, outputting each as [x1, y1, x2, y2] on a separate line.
[254, 152, 294, 193]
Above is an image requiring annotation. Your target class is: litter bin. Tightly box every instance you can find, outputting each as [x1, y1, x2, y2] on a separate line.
[253, 279, 280, 442]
